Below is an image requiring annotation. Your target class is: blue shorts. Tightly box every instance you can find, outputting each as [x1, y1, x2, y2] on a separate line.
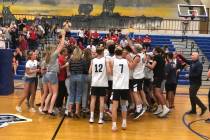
[24, 77, 36, 83]
[42, 72, 58, 85]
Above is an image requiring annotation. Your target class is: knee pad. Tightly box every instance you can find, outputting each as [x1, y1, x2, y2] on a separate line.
[120, 100, 128, 112]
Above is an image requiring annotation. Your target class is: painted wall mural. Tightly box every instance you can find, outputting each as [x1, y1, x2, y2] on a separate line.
[0, 0, 203, 18]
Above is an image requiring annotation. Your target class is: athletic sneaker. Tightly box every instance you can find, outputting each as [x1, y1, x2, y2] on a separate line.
[153, 107, 163, 115]
[65, 110, 68, 116]
[98, 119, 104, 124]
[112, 125, 118, 132]
[122, 122, 127, 130]
[143, 106, 148, 112]
[133, 108, 145, 120]
[16, 106, 22, 113]
[89, 118, 94, 123]
[158, 108, 170, 118]
[29, 108, 36, 113]
[205, 118, 210, 123]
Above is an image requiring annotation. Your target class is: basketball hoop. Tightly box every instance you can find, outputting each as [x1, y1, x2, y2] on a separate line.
[177, 4, 208, 19]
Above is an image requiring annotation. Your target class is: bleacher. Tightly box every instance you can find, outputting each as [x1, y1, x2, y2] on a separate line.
[13, 33, 210, 86]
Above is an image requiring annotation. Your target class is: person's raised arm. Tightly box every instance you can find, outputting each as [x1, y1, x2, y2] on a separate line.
[56, 30, 66, 53]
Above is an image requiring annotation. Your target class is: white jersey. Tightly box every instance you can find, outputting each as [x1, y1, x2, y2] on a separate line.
[106, 55, 115, 81]
[25, 60, 38, 78]
[133, 52, 146, 79]
[91, 57, 108, 87]
[113, 58, 129, 90]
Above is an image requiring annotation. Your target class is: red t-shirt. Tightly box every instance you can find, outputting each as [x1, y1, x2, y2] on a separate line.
[19, 39, 28, 51]
[91, 32, 99, 39]
[29, 31, 37, 41]
[111, 35, 118, 43]
[58, 55, 67, 81]
[68, 37, 77, 45]
[143, 36, 152, 43]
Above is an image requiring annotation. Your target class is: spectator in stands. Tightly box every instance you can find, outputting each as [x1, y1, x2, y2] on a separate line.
[120, 35, 128, 48]
[16, 51, 39, 113]
[12, 54, 18, 75]
[10, 21, 18, 49]
[78, 28, 84, 44]
[142, 34, 152, 51]
[110, 32, 118, 43]
[135, 35, 143, 44]
[14, 47, 24, 62]
[18, 33, 28, 52]
[43, 21, 51, 38]
[84, 29, 91, 46]
[0, 30, 5, 49]
[91, 30, 100, 46]
[186, 52, 207, 116]
[27, 26, 38, 50]
[78, 41, 85, 51]
[63, 20, 72, 38]
[18, 18, 26, 32]
[87, 39, 96, 56]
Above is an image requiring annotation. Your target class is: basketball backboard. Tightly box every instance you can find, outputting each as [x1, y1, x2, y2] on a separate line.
[178, 4, 208, 19]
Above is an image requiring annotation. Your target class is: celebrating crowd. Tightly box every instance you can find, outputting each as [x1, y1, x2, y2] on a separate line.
[7, 19, 209, 131]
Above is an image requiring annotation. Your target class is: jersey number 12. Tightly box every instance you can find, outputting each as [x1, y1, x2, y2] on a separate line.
[95, 64, 103, 72]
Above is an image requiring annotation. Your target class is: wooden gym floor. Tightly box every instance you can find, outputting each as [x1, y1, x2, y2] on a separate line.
[0, 81, 210, 140]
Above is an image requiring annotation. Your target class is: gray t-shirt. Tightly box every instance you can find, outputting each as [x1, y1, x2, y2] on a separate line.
[47, 50, 59, 73]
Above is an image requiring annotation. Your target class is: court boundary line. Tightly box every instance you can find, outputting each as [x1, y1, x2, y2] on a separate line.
[182, 112, 209, 140]
[51, 115, 66, 140]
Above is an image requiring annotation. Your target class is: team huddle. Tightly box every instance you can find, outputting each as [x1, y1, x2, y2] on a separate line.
[15, 30, 180, 132]
[87, 45, 173, 131]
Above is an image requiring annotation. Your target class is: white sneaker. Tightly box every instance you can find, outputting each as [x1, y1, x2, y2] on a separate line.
[122, 122, 127, 130]
[29, 108, 36, 113]
[112, 125, 118, 132]
[65, 110, 68, 116]
[98, 119, 104, 124]
[158, 107, 170, 118]
[153, 107, 162, 115]
[89, 118, 94, 123]
[16, 106, 22, 113]
[143, 106, 148, 112]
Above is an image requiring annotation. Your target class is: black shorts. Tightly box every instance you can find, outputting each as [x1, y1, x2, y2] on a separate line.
[165, 83, 177, 92]
[143, 78, 153, 90]
[153, 77, 163, 88]
[91, 87, 107, 97]
[133, 79, 144, 91]
[113, 90, 129, 101]
[129, 79, 134, 90]
[108, 81, 113, 91]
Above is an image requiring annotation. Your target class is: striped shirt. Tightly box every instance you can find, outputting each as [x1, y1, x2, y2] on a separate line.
[69, 59, 84, 74]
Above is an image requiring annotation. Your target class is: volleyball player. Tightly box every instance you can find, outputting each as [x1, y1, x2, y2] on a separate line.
[131, 45, 148, 119]
[89, 47, 110, 124]
[110, 47, 132, 131]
